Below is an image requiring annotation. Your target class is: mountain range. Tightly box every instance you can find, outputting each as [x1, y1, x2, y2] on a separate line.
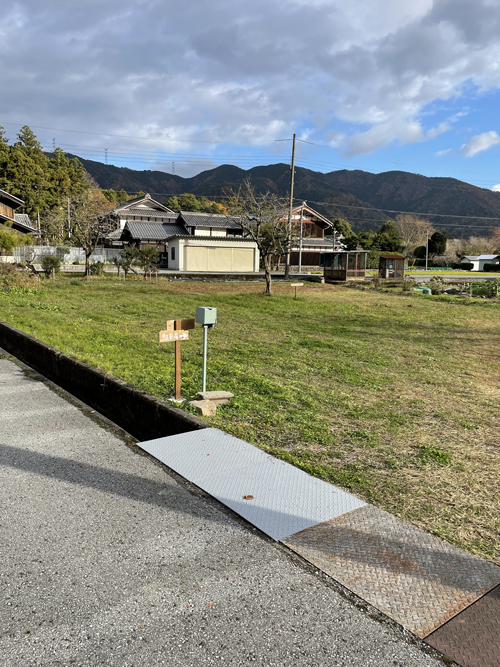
[70, 155, 500, 237]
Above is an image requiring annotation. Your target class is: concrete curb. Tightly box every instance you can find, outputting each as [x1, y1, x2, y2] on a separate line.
[0, 319, 208, 441]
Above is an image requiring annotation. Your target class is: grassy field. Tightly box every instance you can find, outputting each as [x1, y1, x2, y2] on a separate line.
[1, 277, 499, 564]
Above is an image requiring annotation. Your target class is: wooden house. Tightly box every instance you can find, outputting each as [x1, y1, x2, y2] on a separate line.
[0, 189, 38, 235]
[278, 204, 336, 270]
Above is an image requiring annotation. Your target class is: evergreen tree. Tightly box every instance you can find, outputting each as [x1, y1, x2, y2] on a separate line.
[428, 230, 447, 255]
[371, 220, 404, 252]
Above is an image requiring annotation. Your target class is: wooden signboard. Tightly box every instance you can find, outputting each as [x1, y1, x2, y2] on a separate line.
[159, 318, 195, 400]
[290, 282, 304, 298]
[166, 318, 195, 331]
[159, 330, 189, 343]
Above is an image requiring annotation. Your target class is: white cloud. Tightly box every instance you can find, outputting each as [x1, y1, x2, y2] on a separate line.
[1, 0, 500, 161]
[459, 130, 500, 156]
[492, 184, 500, 191]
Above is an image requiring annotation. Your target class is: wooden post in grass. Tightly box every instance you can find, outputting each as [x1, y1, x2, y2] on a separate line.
[158, 318, 195, 400]
[291, 282, 303, 299]
[51, 268, 55, 283]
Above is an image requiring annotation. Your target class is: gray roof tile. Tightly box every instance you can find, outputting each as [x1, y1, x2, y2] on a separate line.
[179, 212, 243, 229]
[125, 221, 186, 240]
[125, 208, 178, 219]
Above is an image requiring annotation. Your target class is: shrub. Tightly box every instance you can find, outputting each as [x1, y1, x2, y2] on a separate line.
[89, 261, 104, 276]
[483, 263, 499, 272]
[72, 261, 81, 265]
[428, 276, 445, 295]
[401, 276, 415, 292]
[460, 262, 474, 271]
[41, 255, 61, 277]
[0, 263, 42, 292]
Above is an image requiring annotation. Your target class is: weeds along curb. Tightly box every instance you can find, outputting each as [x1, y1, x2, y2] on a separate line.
[0, 319, 208, 441]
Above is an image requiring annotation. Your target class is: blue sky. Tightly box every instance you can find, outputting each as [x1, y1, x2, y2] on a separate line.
[1, 0, 500, 190]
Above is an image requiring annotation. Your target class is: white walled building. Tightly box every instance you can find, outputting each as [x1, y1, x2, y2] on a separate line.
[167, 235, 259, 273]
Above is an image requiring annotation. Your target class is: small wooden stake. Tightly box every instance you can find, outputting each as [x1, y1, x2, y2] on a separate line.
[174, 319, 182, 400]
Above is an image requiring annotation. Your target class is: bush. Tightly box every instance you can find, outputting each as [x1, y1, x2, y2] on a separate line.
[428, 276, 445, 295]
[483, 263, 500, 272]
[0, 263, 42, 292]
[41, 255, 61, 277]
[89, 261, 104, 276]
[72, 261, 81, 265]
[401, 276, 415, 292]
[460, 263, 474, 271]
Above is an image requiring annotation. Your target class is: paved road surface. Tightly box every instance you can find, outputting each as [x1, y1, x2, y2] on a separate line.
[0, 355, 441, 667]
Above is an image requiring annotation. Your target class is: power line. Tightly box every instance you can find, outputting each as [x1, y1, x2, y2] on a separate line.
[0, 120, 224, 144]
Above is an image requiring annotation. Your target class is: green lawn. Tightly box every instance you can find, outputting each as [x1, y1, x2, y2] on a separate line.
[1, 277, 499, 564]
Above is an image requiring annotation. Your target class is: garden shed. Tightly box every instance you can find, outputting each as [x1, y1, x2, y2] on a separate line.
[322, 250, 368, 282]
[379, 254, 406, 279]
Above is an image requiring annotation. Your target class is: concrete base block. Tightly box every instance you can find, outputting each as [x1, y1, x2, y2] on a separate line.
[197, 391, 234, 401]
[190, 399, 218, 417]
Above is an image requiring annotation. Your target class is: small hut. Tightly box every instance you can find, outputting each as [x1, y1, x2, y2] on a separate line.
[379, 254, 406, 279]
[322, 250, 368, 282]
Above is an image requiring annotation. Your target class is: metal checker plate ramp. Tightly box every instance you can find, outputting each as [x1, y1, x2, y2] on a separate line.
[425, 585, 500, 667]
[282, 505, 500, 638]
[138, 428, 365, 541]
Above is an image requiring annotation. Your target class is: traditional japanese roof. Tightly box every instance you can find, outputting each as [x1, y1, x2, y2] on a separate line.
[179, 212, 243, 229]
[295, 237, 335, 247]
[0, 188, 24, 208]
[13, 213, 38, 234]
[111, 193, 174, 214]
[124, 221, 186, 241]
[124, 208, 178, 219]
[289, 204, 333, 229]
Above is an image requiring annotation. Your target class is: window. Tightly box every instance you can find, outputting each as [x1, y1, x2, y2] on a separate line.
[171, 246, 175, 260]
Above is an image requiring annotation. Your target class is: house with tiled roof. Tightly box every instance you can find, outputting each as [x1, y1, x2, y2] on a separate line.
[0, 189, 39, 235]
[279, 204, 336, 271]
[110, 196, 259, 271]
[103, 193, 176, 246]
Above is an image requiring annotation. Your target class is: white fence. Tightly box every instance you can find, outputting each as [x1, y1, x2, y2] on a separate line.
[14, 246, 122, 264]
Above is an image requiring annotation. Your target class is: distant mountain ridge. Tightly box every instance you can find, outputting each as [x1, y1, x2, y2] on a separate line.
[69, 155, 500, 237]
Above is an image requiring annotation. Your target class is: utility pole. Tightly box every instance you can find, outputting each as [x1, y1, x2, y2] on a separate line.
[425, 230, 429, 271]
[297, 201, 305, 274]
[284, 133, 296, 280]
[67, 198, 71, 239]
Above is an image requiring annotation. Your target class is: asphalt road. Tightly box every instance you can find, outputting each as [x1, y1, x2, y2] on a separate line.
[0, 355, 442, 667]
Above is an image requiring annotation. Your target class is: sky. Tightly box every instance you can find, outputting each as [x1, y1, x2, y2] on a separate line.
[1, 0, 500, 191]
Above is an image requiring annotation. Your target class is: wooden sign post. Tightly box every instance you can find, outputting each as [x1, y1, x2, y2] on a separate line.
[158, 318, 195, 400]
[290, 282, 303, 299]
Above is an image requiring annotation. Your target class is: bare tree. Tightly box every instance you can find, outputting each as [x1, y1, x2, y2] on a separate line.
[69, 191, 114, 276]
[452, 236, 495, 259]
[393, 214, 434, 256]
[227, 181, 291, 296]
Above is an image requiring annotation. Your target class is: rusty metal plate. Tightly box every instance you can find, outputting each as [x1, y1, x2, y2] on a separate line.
[282, 505, 500, 638]
[425, 585, 500, 667]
